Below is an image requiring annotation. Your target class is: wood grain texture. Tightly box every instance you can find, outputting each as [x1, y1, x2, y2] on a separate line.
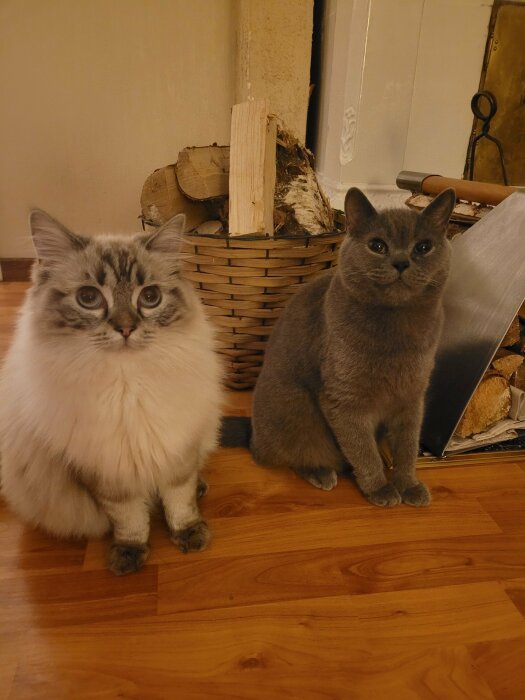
[228, 99, 276, 236]
[140, 164, 208, 229]
[176, 145, 230, 200]
[1, 282, 525, 699]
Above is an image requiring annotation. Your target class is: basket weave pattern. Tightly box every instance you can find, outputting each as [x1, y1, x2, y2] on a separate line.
[181, 232, 344, 389]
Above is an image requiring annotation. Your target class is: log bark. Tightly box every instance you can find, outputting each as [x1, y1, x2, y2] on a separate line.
[501, 316, 520, 347]
[514, 364, 525, 391]
[491, 348, 524, 380]
[274, 125, 334, 237]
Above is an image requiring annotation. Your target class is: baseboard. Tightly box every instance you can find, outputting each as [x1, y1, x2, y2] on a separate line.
[0, 258, 33, 282]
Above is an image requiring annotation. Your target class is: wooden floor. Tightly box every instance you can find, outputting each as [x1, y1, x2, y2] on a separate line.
[1, 282, 525, 699]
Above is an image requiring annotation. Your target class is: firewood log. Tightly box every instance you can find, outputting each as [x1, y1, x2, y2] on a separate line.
[228, 99, 277, 236]
[514, 363, 525, 391]
[455, 372, 511, 438]
[176, 146, 229, 200]
[501, 316, 520, 347]
[491, 349, 524, 380]
[140, 164, 208, 231]
[274, 125, 334, 237]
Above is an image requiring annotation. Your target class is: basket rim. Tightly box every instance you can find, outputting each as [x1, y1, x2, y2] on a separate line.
[140, 213, 346, 242]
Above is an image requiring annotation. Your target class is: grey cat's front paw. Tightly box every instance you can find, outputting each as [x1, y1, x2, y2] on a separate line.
[171, 520, 211, 553]
[294, 466, 338, 491]
[108, 542, 150, 576]
[401, 482, 431, 507]
[366, 483, 401, 507]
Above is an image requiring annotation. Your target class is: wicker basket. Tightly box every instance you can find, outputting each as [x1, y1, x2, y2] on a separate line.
[179, 221, 345, 389]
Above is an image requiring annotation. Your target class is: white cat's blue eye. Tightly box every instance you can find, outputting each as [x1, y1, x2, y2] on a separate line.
[139, 285, 162, 308]
[368, 238, 388, 255]
[76, 286, 105, 310]
[414, 240, 433, 255]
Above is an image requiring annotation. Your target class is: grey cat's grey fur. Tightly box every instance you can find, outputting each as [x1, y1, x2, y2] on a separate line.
[251, 188, 455, 507]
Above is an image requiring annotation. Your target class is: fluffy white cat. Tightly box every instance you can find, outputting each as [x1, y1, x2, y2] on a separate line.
[0, 211, 222, 574]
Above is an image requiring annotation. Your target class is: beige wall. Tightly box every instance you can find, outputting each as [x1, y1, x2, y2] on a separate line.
[0, 0, 236, 258]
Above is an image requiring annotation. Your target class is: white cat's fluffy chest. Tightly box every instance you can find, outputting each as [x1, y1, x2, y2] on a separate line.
[3, 309, 222, 492]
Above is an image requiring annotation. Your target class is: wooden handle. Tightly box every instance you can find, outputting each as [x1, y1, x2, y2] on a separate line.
[421, 176, 517, 206]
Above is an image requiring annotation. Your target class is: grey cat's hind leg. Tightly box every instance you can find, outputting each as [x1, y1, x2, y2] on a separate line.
[251, 383, 344, 491]
[292, 466, 338, 491]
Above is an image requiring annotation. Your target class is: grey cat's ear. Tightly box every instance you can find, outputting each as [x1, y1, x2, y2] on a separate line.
[30, 210, 89, 263]
[344, 188, 377, 235]
[143, 213, 186, 255]
[420, 188, 456, 230]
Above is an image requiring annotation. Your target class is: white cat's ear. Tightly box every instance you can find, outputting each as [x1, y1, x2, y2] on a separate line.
[420, 188, 456, 231]
[344, 188, 377, 236]
[143, 213, 186, 255]
[30, 210, 88, 263]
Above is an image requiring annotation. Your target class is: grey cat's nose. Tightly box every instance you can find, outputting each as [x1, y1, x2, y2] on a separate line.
[116, 325, 136, 338]
[392, 259, 410, 273]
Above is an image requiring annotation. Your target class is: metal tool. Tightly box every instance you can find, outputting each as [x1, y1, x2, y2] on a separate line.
[467, 91, 508, 185]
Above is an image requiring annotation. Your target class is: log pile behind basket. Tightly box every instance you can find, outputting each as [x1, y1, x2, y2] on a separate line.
[140, 98, 334, 239]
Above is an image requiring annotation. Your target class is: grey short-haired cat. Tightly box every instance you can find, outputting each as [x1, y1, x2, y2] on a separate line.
[251, 188, 455, 507]
[0, 211, 222, 574]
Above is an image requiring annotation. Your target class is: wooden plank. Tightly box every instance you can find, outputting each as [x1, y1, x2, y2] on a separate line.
[0, 633, 21, 700]
[10, 642, 498, 700]
[10, 583, 522, 699]
[503, 577, 525, 618]
[469, 636, 525, 700]
[156, 533, 525, 614]
[83, 497, 500, 570]
[228, 99, 276, 236]
[158, 548, 348, 615]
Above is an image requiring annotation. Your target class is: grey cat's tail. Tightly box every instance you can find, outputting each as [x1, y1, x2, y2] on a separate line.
[220, 416, 252, 448]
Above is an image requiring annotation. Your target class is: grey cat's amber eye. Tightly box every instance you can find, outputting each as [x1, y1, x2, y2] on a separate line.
[76, 286, 104, 309]
[368, 238, 388, 254]
[139, 285, 162, 308]
[414, 240, 433, 255]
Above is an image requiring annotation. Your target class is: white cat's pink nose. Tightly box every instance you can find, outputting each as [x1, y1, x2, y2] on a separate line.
[117, 326, 135, 338]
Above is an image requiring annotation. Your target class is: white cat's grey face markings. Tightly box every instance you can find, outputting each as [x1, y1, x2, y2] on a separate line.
[340, 188, 455, 306]
[29, 211, 190, 349]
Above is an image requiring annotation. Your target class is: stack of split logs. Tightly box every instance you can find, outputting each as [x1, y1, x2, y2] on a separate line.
[455, 303, 525, 438]
[140, 99, 343, 389]
[140, 98, 334, 238]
